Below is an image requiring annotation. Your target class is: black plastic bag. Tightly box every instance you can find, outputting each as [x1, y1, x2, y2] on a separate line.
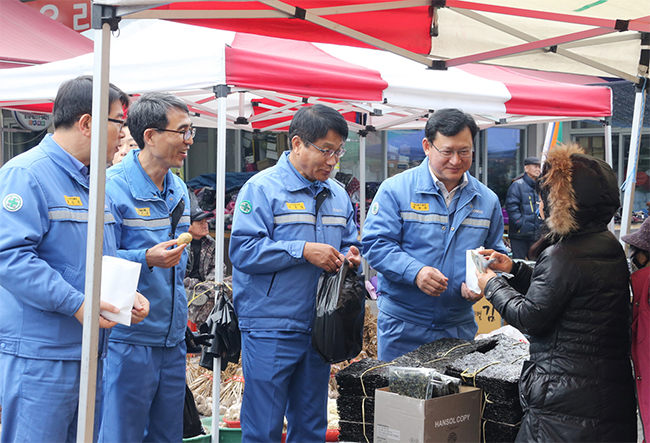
[199, 288, 241, 371]
[312, 259, 366, 363]
[183, 383, 204, 438]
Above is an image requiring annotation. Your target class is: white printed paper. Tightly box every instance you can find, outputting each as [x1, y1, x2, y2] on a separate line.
[465, 249, 485, 294]
[100, 256, 141, 326]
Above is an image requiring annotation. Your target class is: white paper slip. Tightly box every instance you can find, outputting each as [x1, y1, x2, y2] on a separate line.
[100, 255, 141, 326]
[465, 249, 486, 294]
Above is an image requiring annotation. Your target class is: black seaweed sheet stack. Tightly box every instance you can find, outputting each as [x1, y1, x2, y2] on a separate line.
[335, 359, 389, 442]
[446, 334, 529, 442]
[335, 337, 510, 442]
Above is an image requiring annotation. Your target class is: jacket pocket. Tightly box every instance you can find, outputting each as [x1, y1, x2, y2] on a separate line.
[519, 359, 544, 412]
[265, 272, 277, 297]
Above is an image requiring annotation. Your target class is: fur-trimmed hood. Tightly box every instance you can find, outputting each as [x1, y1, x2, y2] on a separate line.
[539, 143, 620, 239]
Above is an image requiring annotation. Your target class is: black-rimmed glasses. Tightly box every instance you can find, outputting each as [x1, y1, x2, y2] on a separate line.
[156, 127, 196, 141]
[108, 118, 125, 131]
[429, 140, 473, 158]
[304, 140, 346, 159]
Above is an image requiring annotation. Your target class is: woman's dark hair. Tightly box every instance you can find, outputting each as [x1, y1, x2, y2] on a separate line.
[52, 76, 129, 130]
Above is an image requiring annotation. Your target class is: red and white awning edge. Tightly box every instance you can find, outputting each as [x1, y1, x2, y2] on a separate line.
[0, 20, 612, 132]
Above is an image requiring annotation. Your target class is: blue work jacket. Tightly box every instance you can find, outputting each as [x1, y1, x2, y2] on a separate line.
[106, 149, 190, 347]
[229, 151, 361, 333]
[362, 159, 506, 329]
[0, 134, 116, 360]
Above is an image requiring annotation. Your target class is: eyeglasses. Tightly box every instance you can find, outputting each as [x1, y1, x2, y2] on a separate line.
[304, 140, 346, 159]
[156, 127, 196, 141]
[429, 140, 473, 158]
[108, 118, 125, 131]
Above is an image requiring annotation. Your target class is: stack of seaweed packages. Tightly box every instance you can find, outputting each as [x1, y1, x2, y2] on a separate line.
[335, 358, 389, 442]
[446, 335, 529, 442]
[334, 335, 528, 443]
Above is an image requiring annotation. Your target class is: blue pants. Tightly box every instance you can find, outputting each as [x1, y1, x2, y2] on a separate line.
[99, 341, 186, 443]
[377, 311, 478, 361]
[0, 353, 103, 443]
[240, 331, 330, 443]
[510, 237, 535, 260]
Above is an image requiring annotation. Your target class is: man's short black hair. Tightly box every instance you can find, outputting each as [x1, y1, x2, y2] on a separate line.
[288, 104, 348, 147]
[126, 92, 190, 149]
[424, 108, 478, 143]
[52, 76, 129, 130]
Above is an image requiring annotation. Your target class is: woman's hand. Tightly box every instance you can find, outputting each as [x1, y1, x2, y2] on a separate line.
[479, 249, 513, 274]
[476, 268, 498, 293]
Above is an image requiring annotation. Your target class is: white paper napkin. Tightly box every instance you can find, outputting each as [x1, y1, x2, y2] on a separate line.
[100, 255, 141, 326]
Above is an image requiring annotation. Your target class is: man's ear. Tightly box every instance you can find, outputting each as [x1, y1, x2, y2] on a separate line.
[143, 127, 156, 147]
[290, 135, 302, 152]
[422, 137, 431, 156]
[78, 114, 92, 137]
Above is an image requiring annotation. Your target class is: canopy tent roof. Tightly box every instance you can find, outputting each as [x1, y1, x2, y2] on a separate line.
[0, 20, 612, 132]
[96, 0, 650, 84]
[0, 0, 93, 69]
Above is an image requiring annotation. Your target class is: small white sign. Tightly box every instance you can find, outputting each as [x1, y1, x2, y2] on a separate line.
[12, 111, 52, 131]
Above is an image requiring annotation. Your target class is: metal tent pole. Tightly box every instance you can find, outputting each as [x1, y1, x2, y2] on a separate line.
[77, 5, 117, 442]
[619, 83, 648, 245]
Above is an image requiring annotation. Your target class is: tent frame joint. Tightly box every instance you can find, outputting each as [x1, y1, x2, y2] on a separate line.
[428, 60, 447, 70]
[294, 7, 307, 20]
[615, 19, 630, 32]
[91, 4, 120, 31]
[213, 84, 230, 98]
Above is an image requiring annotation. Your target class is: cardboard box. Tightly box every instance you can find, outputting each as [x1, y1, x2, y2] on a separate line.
[256, 158, 276, 170]
[473, 297, 503, 335]
[374, 386, 481, 443]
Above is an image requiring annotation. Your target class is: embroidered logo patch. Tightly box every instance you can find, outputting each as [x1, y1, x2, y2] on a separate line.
[3, 194, 22, 212]
[64, 196, 83, 206]
[410, 202, 429, 211]
[135, 207, 151, 217]
[286, 202, 306, 210]
[371, 201, 379, 215]
[239, 200, 252, 214]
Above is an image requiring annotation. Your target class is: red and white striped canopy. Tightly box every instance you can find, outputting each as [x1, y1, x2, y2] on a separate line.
[0, 20, 611, 130]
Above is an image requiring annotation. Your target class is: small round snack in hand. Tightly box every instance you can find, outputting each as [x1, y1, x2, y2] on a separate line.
[177, 232, 192, 246]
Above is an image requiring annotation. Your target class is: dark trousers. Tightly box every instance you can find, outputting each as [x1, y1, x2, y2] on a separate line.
[510, 237, 535, 259]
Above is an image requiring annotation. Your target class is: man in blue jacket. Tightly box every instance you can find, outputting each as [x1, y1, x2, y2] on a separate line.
[100, 92, 193, 443]
[229, 104, 361, 443]
[505, 156, 542, 259]
[0, 76, 149, 442]
[362, 108, 507, 362]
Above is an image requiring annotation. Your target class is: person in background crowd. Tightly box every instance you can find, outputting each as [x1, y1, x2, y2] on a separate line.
[185, 192, 218, 330]
[229, 104, 361, 443]
[621, 217, 650, 438]
[100, 92, 193, 443]
[0, 76, 148, 442]
[477, 143, 637, 442]
[362, 108, 507, 362]
[505, 156, 542, 259]
[111, 124, 138, 165]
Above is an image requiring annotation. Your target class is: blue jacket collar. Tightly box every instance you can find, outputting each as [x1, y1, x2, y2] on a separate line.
[414, 158, 480, 199]
[119, 148, 181, 201]
[277, 151, 332, 196]
[40, 134, 89, 188]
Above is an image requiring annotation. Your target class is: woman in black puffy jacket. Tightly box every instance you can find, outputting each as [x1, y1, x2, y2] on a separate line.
[476, 143, 636, 442]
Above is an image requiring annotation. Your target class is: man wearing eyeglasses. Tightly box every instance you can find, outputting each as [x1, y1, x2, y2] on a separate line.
[362, 108, 507, 362]
[229, 104, 361, 443]
[0, 76, 152, 442]
[100, 92, 193, 443]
